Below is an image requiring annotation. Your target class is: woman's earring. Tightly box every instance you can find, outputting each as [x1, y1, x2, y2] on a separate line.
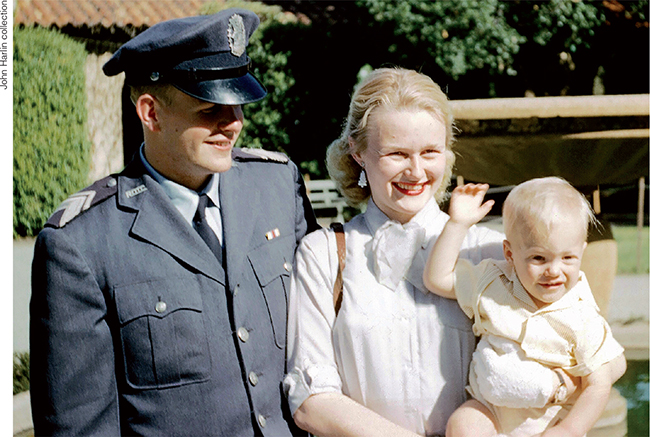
[358, 169, 368, 188]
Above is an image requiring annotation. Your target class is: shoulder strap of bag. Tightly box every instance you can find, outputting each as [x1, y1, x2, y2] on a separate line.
[330, 222, 346, 316]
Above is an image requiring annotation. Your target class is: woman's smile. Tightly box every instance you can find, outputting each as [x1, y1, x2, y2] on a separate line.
[393, 181, 429, 195]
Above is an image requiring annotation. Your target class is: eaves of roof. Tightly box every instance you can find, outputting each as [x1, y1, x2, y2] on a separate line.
[15, 0, 217, 29]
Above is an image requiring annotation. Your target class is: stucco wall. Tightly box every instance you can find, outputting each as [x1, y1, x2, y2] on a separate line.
[85, 52, 124, 182]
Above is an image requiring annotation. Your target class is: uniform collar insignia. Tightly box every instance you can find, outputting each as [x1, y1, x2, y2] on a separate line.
[228, 14, 246, 57]
[125, 184, 148, 198]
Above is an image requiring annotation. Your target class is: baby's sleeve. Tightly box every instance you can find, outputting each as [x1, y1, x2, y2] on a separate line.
[567, 309, 625, 377]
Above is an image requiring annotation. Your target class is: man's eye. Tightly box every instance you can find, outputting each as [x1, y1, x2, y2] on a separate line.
[201, 105, 221, 114]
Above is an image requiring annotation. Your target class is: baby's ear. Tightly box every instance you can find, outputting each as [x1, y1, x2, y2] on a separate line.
[503, 240, 514, 264]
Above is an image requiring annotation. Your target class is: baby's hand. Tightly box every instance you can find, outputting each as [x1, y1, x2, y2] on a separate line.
[448, 183, 494, 227]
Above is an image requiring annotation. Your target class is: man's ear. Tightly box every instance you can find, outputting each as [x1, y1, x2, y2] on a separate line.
[503, 239, 514, 265]
[135, 94, 161, 133]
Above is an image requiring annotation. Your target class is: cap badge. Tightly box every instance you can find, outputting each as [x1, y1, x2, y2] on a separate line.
[228, 14, 246, 57]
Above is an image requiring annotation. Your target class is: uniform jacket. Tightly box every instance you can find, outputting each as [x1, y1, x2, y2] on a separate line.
[30, 149, 319, 436]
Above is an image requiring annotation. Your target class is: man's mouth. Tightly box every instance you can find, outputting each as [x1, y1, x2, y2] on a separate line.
[206, 140, 232, 149]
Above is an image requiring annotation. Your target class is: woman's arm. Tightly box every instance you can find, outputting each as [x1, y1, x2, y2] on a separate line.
[294, 393, 421, 437]
[423, 184, 494, 297]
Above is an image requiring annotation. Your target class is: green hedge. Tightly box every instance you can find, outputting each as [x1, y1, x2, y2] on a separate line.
[13, 352, 29, 395]
[14, 27, 90, 237]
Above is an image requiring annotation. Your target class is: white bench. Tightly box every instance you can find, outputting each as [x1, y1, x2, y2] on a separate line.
[306, 179, 346, 223]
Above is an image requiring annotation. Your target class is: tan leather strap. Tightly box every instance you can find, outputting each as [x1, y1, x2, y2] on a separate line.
[330, 222, 346, 316]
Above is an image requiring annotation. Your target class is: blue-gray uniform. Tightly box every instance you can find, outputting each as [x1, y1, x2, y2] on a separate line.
[29, 8, 319, 436]
[30, 148, 318, 435]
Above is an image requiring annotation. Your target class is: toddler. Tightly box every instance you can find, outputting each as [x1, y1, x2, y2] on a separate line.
[423, 177, 626, 437]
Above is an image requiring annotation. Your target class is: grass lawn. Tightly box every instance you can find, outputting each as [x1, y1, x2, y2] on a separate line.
[612, 225, 649, 274]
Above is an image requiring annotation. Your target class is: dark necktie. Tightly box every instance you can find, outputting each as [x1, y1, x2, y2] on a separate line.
[193, 193, 222, 264]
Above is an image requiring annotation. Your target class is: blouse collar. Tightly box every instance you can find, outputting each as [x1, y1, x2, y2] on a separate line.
[363, 196, 445, 292]
[364, 196, 444, 236]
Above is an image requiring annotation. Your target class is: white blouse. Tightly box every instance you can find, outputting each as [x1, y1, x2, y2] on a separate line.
[284, 198, 505, 436]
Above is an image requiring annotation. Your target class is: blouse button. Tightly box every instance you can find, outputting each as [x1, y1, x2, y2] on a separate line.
[237, 327, 250, 343]
[155, 301, 167, 313]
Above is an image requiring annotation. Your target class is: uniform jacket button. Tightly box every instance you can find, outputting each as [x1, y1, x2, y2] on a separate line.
[237, 327, 249, 342]
[258, 414, 266, 428]
[248, 371, 259, 386]
[283, 262, 292, 272]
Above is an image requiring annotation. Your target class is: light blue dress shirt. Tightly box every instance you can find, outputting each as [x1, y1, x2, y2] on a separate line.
[140, 145, 223, 243]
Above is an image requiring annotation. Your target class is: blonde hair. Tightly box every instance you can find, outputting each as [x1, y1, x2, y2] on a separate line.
[503, 177, 596, 243]
[129, 83, 174, 106]
[326, 67, 456, 207]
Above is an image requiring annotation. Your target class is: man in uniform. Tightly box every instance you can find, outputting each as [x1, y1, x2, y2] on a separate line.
[30, 8, 318, 436]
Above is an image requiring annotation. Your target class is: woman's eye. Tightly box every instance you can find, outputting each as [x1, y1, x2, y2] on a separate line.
[532, 255, 545, 261]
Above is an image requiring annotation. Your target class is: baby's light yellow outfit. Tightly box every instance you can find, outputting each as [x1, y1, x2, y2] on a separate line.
[454, 259, 624, 436]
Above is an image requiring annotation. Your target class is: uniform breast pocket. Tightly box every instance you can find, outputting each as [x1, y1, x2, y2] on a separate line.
[248, 235, 292, 348]
[114, 277, 211, 390]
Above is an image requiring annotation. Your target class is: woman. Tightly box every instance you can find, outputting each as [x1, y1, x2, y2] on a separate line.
[283, 68, 558, 436]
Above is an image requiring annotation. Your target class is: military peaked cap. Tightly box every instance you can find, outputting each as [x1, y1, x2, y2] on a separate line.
[103, 8, 267, 105]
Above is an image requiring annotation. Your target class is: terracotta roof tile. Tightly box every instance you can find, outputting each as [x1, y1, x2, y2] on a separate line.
[15, 0, 217, 29]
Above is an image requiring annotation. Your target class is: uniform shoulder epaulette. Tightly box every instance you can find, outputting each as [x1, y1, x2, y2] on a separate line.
[232, 147, 289, 163]
[46, 175, 119, 228]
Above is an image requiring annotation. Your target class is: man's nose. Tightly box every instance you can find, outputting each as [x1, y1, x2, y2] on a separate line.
[217, 105, 243, 129]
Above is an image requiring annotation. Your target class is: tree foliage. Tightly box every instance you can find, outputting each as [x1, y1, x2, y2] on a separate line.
[359, 0, 648, 98]
[201, 0, 648, 175]
[363, 0, 525, 79]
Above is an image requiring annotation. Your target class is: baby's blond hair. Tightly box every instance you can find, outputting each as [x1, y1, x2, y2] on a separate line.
[503, 177, 596, 243]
